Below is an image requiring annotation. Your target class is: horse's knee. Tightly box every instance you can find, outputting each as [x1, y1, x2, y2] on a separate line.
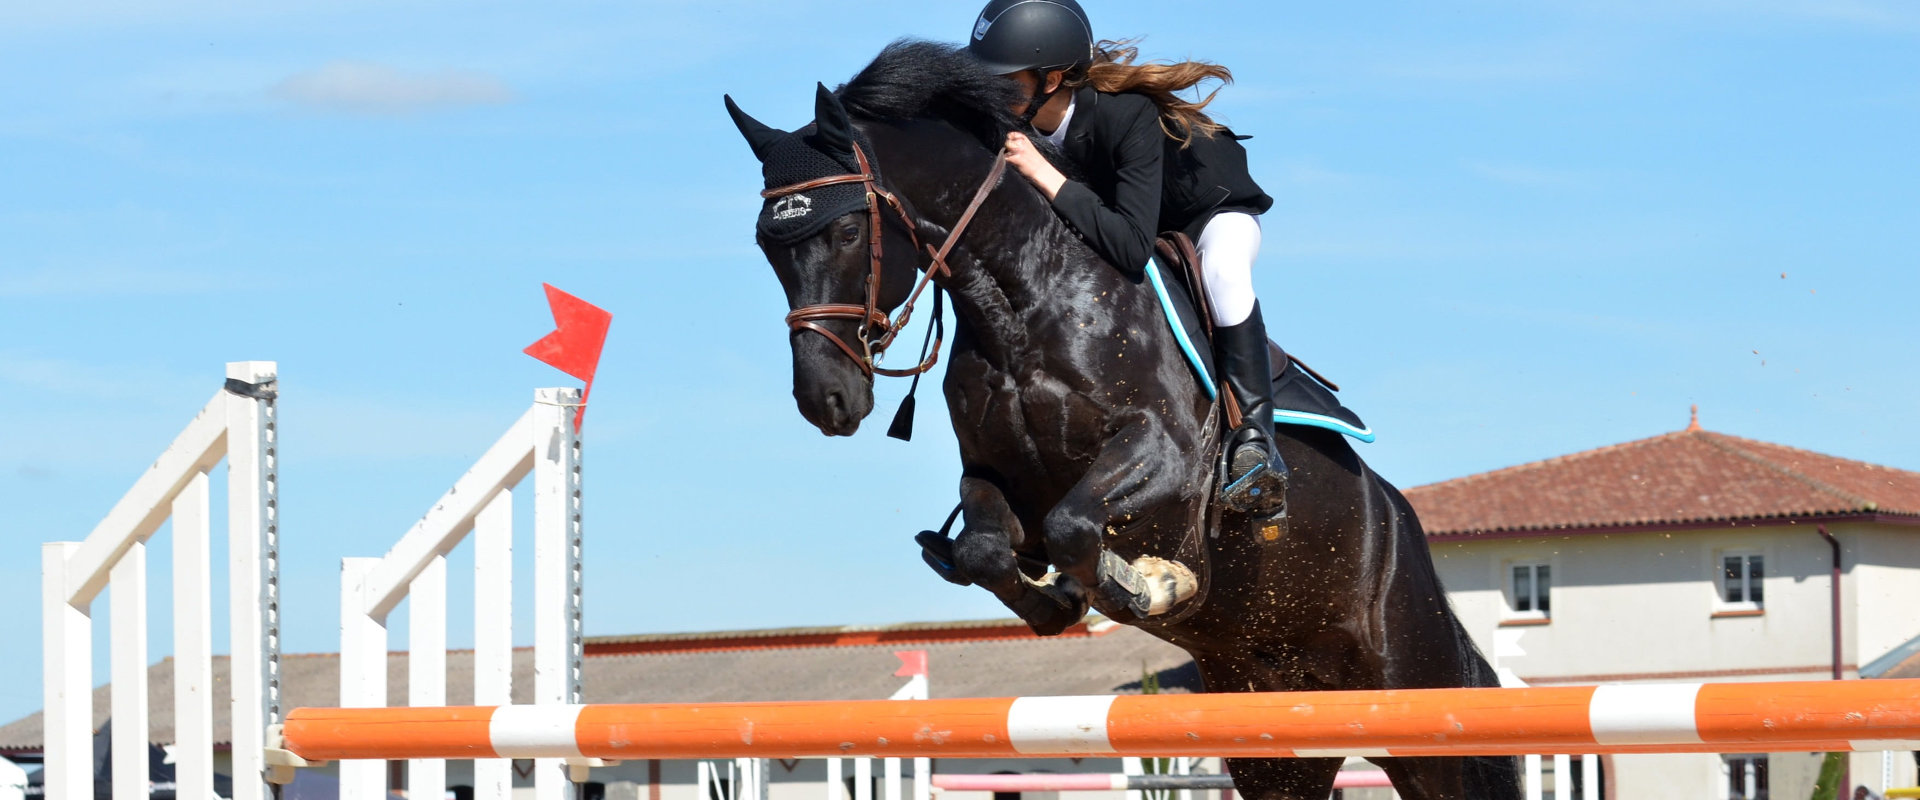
[952, 528, 1021, 589]
[1041, 513, 1102, 574]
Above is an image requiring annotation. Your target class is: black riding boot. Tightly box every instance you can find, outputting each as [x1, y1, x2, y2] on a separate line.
[1216, 303, 1289, 516]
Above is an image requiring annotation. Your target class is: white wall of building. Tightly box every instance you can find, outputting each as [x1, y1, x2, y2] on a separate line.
[1430, 521, 1919, 799]
[1431, 525, 1866, 683]
[1847, 524, 1920, 670]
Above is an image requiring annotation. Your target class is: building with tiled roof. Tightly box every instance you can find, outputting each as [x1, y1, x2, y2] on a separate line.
[1404, 407, 1920, 536]
[1407, 412, 1920, 799]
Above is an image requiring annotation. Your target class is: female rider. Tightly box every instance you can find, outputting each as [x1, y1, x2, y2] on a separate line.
[968, 0, 1288, 516]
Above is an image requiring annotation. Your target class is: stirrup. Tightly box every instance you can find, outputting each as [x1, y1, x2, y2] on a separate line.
[913, 530, 971, 586]
[1222, 443, 1288, 516]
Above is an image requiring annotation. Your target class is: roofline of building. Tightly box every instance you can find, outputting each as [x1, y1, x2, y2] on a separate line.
[1862, 632, 1920, 679]
[1425, 511, 1920, 542]
[1409, 429, 1694, 494]
[583, 617, 1114, 656]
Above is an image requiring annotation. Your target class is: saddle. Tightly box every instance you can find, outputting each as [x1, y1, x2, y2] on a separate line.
[1149, 232, 1374, 443]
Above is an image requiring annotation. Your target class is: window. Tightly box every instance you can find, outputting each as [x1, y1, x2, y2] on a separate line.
[1724, 754, 1769, 800]
[1719, 552, 1764, 611]
[1509, 562, 1551, 619]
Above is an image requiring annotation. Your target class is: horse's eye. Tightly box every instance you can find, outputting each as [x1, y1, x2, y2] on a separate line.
[838, 223, 861, 245]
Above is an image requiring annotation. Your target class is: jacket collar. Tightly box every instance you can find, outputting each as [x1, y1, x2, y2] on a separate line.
[1062, 85, 1098, 144]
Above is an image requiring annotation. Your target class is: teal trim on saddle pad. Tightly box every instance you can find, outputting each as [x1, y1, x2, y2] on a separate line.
[1145, 259, 1217, 400]
[1274, 409, 1376, 443]
[1146, 257, 1376, 444]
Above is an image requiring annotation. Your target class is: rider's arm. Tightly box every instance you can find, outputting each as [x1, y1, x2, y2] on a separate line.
[1049, 94, 1163, 279]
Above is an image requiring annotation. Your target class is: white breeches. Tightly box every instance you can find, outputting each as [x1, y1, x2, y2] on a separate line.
[1195, 211, 1262, 327]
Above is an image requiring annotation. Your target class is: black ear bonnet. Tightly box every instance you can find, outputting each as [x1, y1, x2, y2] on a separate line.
[725, 87, 873, 246]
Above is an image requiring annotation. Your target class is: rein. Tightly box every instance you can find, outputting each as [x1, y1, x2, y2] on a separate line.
[762, 142, 1008, 378]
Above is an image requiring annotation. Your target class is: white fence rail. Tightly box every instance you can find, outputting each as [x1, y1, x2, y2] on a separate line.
[41, 361, 280, 800]
[338, 387, 584, 800]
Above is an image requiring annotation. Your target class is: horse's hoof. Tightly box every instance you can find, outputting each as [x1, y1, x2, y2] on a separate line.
[1131, 556, 1198, 616]
[1013, 573, 1087, 636]
[913, 530, 972, 586]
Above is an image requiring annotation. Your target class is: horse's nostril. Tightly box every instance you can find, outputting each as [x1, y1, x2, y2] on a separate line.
[824, 390, 847, 425]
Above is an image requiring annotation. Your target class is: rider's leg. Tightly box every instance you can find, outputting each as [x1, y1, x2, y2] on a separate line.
[1197, 212, 1288, 515]
[1198, 212, 1262, 329]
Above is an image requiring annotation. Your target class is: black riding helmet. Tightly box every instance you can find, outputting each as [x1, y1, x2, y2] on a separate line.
[967, 0, 1095, 75]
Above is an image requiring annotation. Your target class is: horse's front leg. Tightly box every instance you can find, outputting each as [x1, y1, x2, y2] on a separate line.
[1044, 414, 1197, 623]
[941, 473, 1089, 636]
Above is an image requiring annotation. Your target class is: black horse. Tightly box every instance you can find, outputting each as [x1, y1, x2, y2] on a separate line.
[726, 41, 1518, 800]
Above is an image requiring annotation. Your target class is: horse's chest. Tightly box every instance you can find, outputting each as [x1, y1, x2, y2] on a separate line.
[948, 363, 1105, 467]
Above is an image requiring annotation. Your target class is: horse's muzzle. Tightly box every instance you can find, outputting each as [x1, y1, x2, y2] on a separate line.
[791, 338, 874, 436]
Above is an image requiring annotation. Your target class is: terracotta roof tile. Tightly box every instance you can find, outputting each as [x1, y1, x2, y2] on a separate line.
[1403, 427, 1920, 536]
[1882, 652, 1920, 680]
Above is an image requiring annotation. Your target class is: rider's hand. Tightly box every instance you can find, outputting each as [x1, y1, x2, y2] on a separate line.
[1004, 131, 1067, 201]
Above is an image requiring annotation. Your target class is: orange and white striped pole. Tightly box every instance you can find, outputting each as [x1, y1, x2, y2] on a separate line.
[281, 679, 1920, 762]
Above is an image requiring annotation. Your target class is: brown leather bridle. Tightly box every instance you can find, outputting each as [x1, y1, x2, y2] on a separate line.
[762, 142, 1008, 378]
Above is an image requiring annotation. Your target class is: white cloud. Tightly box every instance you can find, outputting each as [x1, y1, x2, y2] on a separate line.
[271, 61, 513, 115]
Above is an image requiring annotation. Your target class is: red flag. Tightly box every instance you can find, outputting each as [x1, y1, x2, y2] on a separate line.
[893, 649, 929, 677]
[524, 284, 612, 431]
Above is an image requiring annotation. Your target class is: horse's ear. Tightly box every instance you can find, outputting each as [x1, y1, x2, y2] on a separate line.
[813, 82, 855, 158]
[724, 94, 785, 162]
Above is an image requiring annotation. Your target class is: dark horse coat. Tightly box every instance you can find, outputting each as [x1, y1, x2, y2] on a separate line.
[728, 41, 1519, 800]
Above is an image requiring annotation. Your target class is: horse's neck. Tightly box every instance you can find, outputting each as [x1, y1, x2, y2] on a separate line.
[876, 127, 1109, 365]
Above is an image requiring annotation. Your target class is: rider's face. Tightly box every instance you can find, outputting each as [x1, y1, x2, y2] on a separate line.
[1006, 70, 1040, 96]
[1002, 70, 1064, 114]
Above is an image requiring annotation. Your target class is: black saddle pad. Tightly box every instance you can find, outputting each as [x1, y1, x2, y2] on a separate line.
[1144, 256, 1374, 443]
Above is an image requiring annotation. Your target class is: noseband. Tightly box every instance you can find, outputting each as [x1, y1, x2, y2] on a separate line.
[762, 142, 1008, 378]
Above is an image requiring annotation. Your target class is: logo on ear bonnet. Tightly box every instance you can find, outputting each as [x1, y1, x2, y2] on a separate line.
[973, 15, 992, 40]
[772, 194, 813, 220]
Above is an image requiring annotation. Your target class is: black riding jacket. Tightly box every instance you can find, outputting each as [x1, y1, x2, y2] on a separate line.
[1048, 86, 1275, 278]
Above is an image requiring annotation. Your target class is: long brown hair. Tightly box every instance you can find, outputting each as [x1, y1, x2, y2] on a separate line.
[1067, 39, 1232, 146]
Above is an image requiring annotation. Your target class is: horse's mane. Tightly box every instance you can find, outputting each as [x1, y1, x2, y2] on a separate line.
[836, 39, 1024, 151]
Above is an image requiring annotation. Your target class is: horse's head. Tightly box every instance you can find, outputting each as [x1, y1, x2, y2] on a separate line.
[727, 85, 924, 437]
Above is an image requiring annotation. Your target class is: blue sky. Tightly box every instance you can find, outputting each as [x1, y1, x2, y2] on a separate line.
[3, 1, 1917, 724]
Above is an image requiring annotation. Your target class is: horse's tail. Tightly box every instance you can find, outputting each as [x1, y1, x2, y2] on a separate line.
[1379, 478, 1506, 689]
[1442, 562, 1525, 798]
[1450, 609, 1502, 688]
[1378, 480, 1526, 798]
